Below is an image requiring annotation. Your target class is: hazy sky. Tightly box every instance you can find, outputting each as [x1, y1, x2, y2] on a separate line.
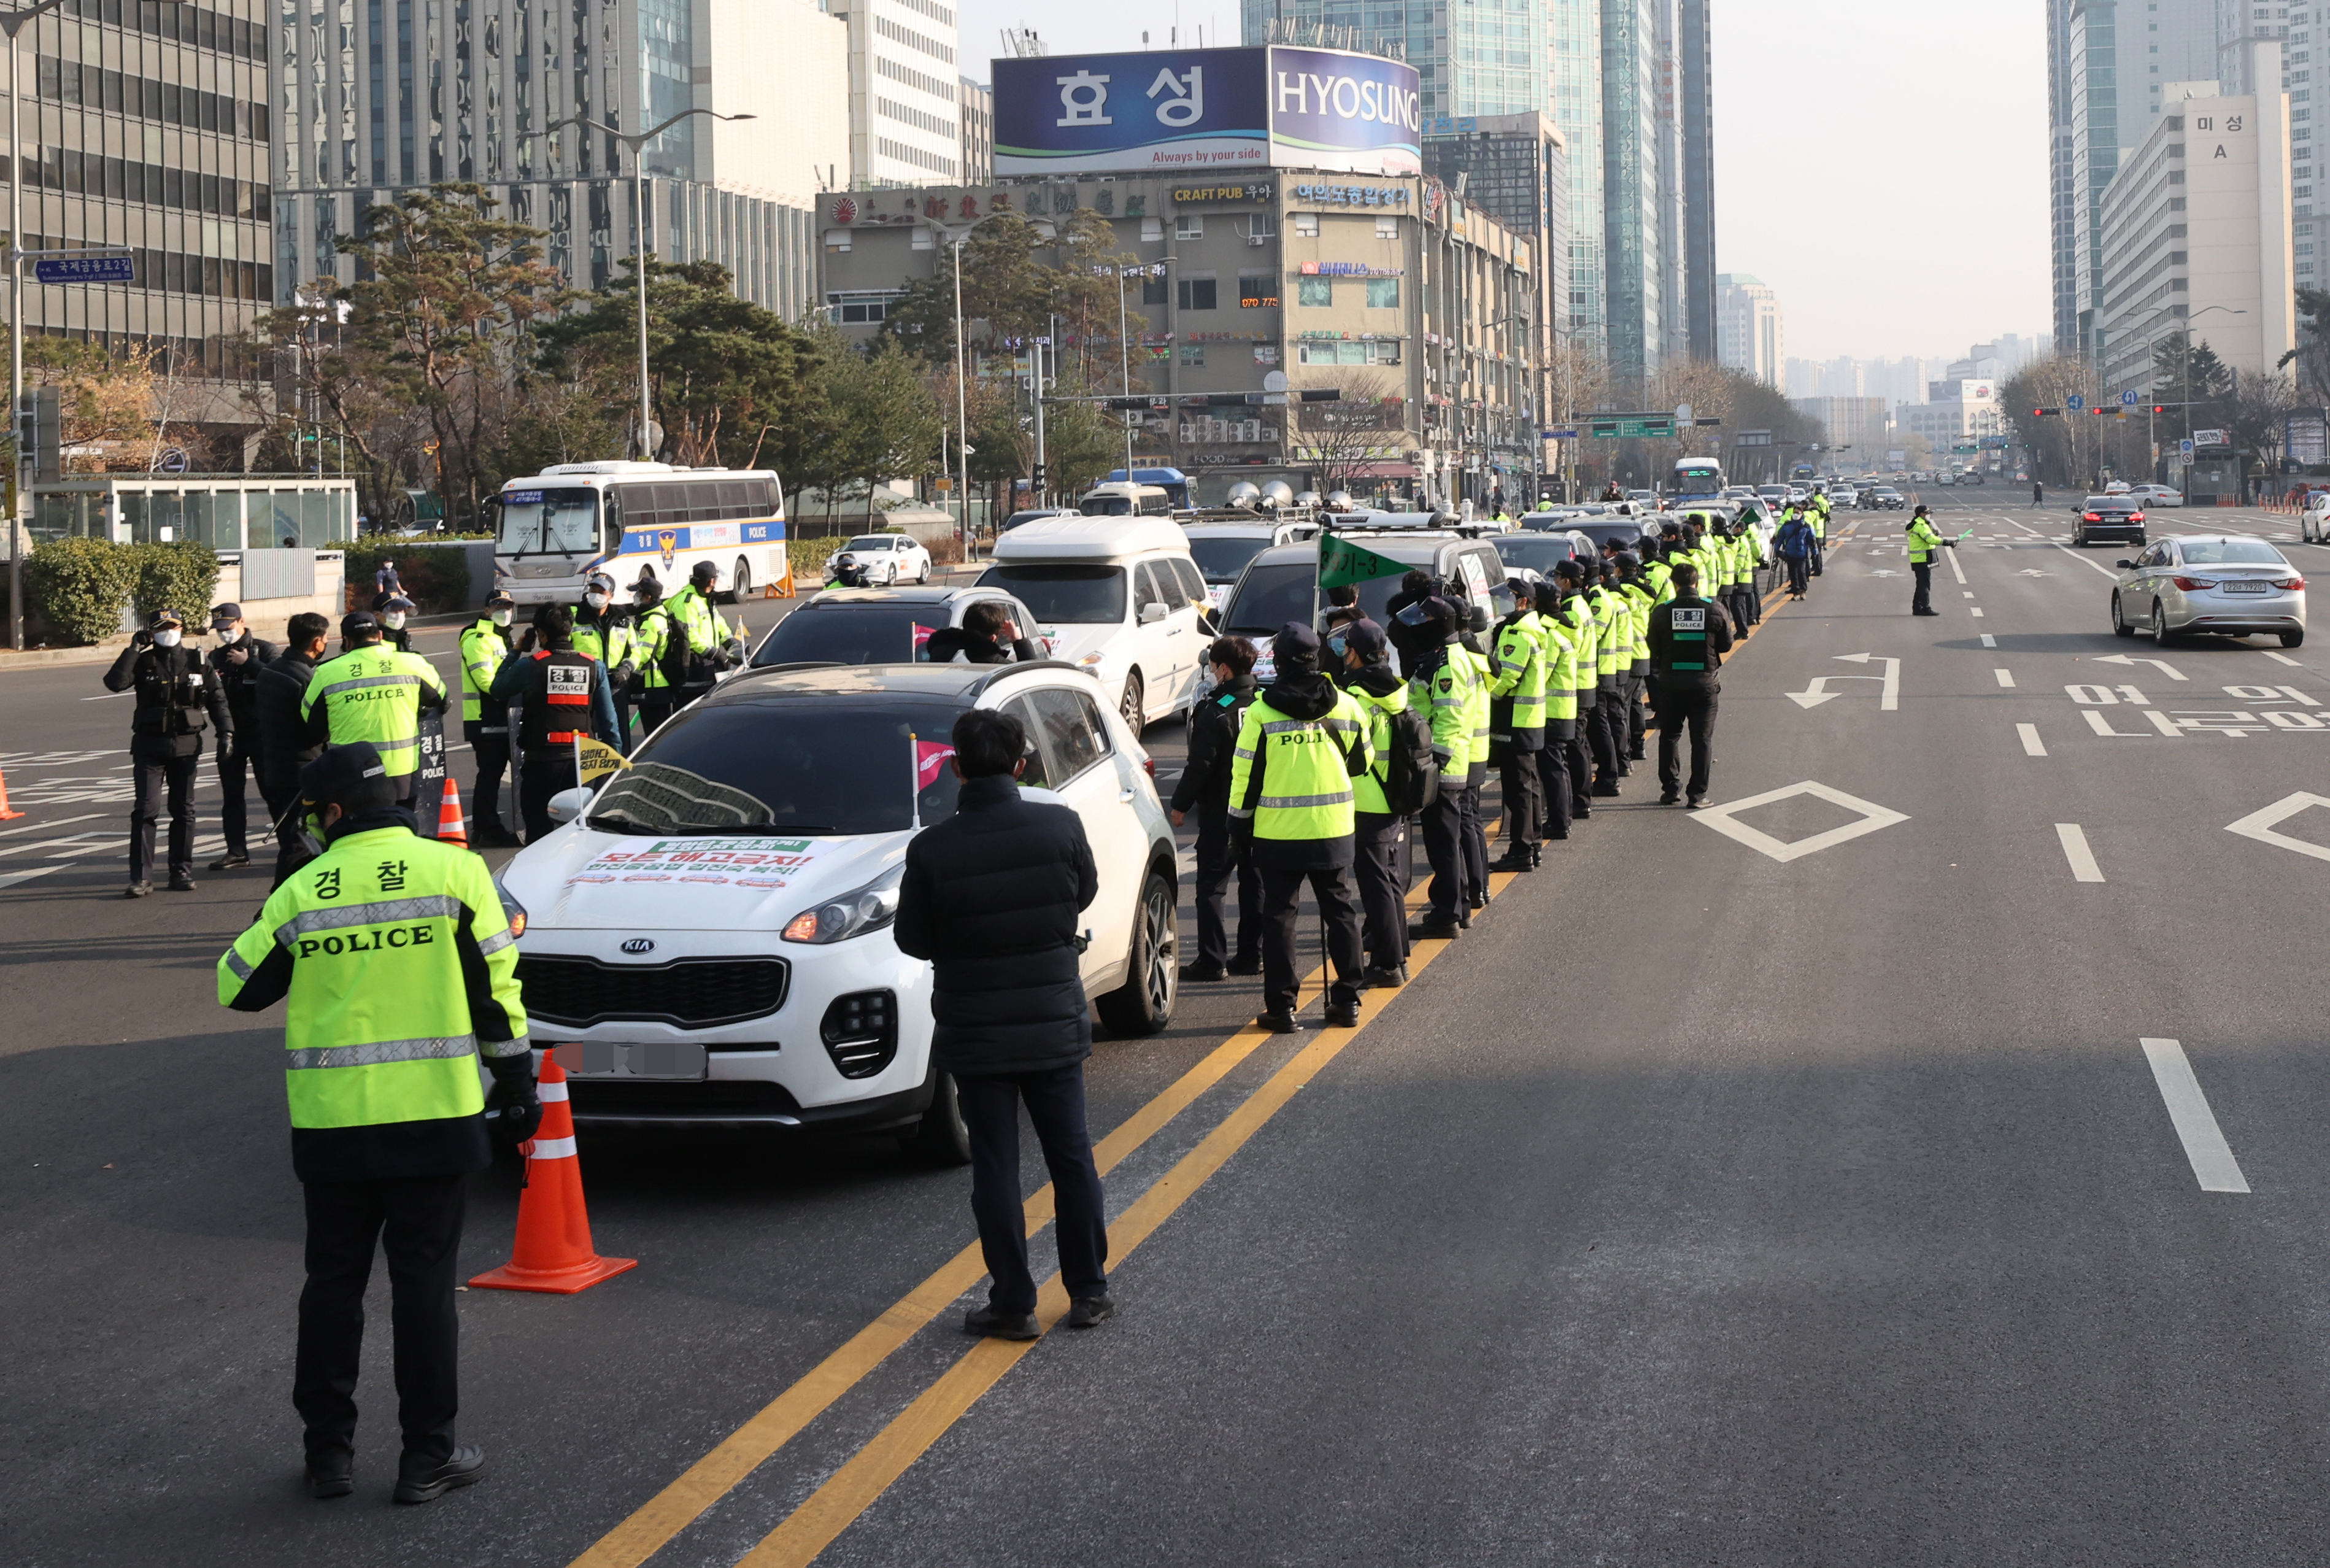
[956, 0, 2054, 364]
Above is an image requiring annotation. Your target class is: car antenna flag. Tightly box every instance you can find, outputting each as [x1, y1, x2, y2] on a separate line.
[1317, 533, 1411, 592]
[909, 733, 957, 832]
[910, 731, 922, 832]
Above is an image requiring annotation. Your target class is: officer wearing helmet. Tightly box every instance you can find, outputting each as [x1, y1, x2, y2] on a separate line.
[636, 559, 728, 730]
[104, 607, 234, 895]
[216, 740, 536, 1505]
[458, 590, 520, 845]
[571, 569, 640, 738]
[376, 594, 417, 654]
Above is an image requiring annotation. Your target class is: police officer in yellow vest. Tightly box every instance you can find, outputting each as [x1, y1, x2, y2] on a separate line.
[1487, 579, 1548, 873]
[1454, 608, 1494, 911]
[1584, 557, 1630, 797]
[1808, 493, 1830, 575]
[216, 741, 536, 1504]
[1548, 561, 1599, 823]
[1402, 591, 1478, 939]
[301, 611, 449, 806]
[571, 569, 640, 741]
[1530, 579, 1579, 842]
[1227, 621, 1373, 1034]
[458, 590, 519, 846]
[1907, 504, 1953, 616]
[489, 603, 625, 842]
[1619, 551, 1657, 762]
[1333, 617, 1413, 987]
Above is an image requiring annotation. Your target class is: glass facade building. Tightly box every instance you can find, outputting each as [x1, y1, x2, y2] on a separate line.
[1600, 0, 1662, 385]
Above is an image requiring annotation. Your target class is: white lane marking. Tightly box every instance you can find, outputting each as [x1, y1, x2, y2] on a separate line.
[1947, 547, 1969, 584]
[1994, 669, 2016, 687]
[1970, 608, 1985, 617]
[2018, 723, 2047, 756]
[2085, 709, 2148, 736]
[2224, 791, 2330, 862]
[2139, 1038, 2251, 1194]
[0, 865, 64, 890]
[2096, 652, 2187, 679]
[1690, 780, 1910, 863]
[0, 813, 102, 838]
[2045, 541, 2124, 579]
[1981, 633, 1997, 648]
[0, 830, 112, 859]
[2263, 651, 2305, 666]
[2055, 823, 2105, 882]
[1962, 590, 1976, 599]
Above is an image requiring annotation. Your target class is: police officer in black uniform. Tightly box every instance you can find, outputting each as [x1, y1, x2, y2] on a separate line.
[204, 602, 279, 870]
[104, 608, 233, 895]
[488, 604, 625, 841]
[1646, 562, 1735, 808]
[1170, 635, 1264, 981]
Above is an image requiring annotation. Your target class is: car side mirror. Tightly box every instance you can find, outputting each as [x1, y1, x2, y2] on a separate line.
[546, 786, 595, 825]
[2115, 560, 2135, 569]
[1140, 601, 1169, 624]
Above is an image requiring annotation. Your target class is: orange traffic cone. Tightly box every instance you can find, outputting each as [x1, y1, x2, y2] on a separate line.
[469, 1054, 637, 1294]
[0, 760, 21, 821]
[436, 776, 468, 847]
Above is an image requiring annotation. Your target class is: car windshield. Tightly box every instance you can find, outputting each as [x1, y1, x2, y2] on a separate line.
[497, 487, 601, 555]
[844, 536, 896, 552]
[1003, 511, 1057, 530]
[975, 565, 1127, 624]
[1221, 560, 1412, 634]
[591, 700, 968, 836]
[2180, 539, 2285, 565]
[749, 606, 947, 667]
[1495, 536, 1580, 573]
[1185, 534, 1272, 583]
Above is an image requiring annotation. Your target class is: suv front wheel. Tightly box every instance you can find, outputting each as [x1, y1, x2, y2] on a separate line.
[1097, 868, 1177, 1036]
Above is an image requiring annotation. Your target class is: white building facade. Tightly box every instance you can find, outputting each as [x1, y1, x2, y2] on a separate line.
[1714, 272, 1781, 388]
[841, 0, 965, 185]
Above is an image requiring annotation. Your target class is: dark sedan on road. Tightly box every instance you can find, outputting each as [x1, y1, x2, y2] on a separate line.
[2073, 496, 2147, 547]
[1861, 487, 1906, 511]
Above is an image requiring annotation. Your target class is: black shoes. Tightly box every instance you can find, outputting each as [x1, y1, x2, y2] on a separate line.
[208, 852, 250, 870]
[473, 822, 523, 849]
[1066, 1295, 1115, 1329]
[1323, 1003, 1360, 1029]
[1178, 961, 1227, 983]
[1627, 748, 1647, 761]
[1545, 826, 1570, 840]
[1257, 1010, 1303, 1034]
[1913, 608, 1941, 617]
[1224, 954, 1263, 976]
[392, 1445, 485, 1504]
[963, 1305, 1041, 1340]
[1659, 792, 1681, 806]
[305, 1449, 354, 1500]
[166, 874, 197, 892]
[1408, 919, 1461, 942]
[1487, 854, 1535, 873]
[123, 881, 152, 898]
[1361, 964, 1408, 989]
[1591, 782, 1621, 798]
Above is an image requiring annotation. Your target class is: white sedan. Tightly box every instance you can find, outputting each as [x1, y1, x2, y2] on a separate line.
[501, 663, 1181, 1157]
[2129, 484, 2184, 509]
[2111, 534, 2307, 648]
[823, 533, 932, 586]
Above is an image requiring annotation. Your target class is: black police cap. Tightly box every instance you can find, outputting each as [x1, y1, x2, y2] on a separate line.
[299, 742, 397, 813]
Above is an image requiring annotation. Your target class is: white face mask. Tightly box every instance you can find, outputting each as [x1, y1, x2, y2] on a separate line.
[585, 592, 609, 609]
[491, 609, 514, 627]
[153, 628, 182, 648]
[382, 612, 407, 630]
[214, 625, 242, 643]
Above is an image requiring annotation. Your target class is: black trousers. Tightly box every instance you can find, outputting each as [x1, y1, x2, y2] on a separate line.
[1351, 811, 1407, 971]
[465, 723, 511, 830]
[1258, 859, 1365, 1014]
[1626, 663, 1649, 756]
[1785, 556, 1810, 595]
[1912, 560, 1934, 613]
[1657, 687, 1719, 801]
[1585, 687, 1621, 789]
[295, 1173, 466, 1465]
[1564, 717, 1593, 813]
[214, 739, 253, 856]
[1459, 762, 1489, 904]
[1190, 808, 1260, 969]
[260, 777, 311, 889]
[956, 1065, 1108, 1316]
[637, 689, 682, 737]
[1537, 718, 1574, 835]
[520, 753, 577, 843]
[1810, 539, 1825, 576]
[1494, 742, 1543, 853]
[1727, 586, 1756, 632]
[128, 752, 199, 883]
[1421, 782, 1467, 922]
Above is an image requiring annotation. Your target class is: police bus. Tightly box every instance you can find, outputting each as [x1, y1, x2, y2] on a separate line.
[1672, 457, 1725, 500]
[491, 462, 789, 605]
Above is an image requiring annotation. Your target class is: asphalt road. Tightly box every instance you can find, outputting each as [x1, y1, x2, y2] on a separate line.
[10, 494, 2330, 1565]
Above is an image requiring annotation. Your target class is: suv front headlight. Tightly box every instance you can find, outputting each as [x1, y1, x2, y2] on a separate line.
[782, 862, 906, 944]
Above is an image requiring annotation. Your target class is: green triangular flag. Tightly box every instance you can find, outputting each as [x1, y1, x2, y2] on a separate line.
[1318, 533, 1410, 592]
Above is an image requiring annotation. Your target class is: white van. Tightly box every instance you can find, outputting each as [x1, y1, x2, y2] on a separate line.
[1078, 482, 1176, 518]
[978, 516, 1210, 728]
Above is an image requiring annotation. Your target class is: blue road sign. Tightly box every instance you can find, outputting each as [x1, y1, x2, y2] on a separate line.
[34, 255, 133, 284]
[2067, 395, 2086, 412]
[2121, 389, 2141, 406]
[2178, 438, 2196, 458]
[1543, 428, 1580, 440]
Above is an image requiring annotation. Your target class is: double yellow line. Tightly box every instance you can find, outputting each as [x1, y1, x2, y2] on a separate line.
[573, 865, 1519, 1568]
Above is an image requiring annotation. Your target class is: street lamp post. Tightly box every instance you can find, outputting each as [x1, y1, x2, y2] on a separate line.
[532, 107, 755, 462]
[1115, 256, 1175, 479]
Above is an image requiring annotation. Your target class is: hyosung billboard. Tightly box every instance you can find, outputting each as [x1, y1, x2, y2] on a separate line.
[992, 45, 1422, 177]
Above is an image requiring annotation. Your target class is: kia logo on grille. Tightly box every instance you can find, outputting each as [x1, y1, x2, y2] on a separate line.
[620, 938, 656, 955]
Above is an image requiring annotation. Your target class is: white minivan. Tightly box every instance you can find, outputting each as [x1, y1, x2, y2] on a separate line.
[976, 516, 1211, 729]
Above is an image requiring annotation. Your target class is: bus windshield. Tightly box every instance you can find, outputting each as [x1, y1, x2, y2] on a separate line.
[498, 488, 602, 555]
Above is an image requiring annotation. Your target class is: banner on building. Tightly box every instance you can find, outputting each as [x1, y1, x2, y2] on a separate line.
[992, 45, 1422, 177]
[2288, 409, 2329, 467]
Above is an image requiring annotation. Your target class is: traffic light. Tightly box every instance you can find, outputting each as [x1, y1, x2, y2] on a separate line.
[2032, 407, 2060, 417]
[1031, 462, 1047, 491]
[15, 387, 58, 481]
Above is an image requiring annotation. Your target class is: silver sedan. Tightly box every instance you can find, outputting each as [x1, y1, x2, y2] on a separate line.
[2110, 535, 2307, 648]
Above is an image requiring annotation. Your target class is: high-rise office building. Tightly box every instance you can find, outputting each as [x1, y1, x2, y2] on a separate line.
[12, 0, 276, 393]
[1601, 0, 1665, 384]
[1549, 0, 1605, 355]
[959, 75, 992, 185]
[1715, 273, 1781, 388]
[271, 0, 845, 317]
[1654, 0, 1684, 366]
[1678, 0, 1714, 360]
[842, 0, 966, 185]
[1425, 112, 1570, 429]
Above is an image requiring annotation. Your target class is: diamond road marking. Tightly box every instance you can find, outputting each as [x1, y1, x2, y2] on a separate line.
[1690, 780, 1912, 863]
[2224, 792, 2330, 863]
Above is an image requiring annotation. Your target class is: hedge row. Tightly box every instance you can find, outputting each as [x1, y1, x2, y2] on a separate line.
[23, 539, 220, 644]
